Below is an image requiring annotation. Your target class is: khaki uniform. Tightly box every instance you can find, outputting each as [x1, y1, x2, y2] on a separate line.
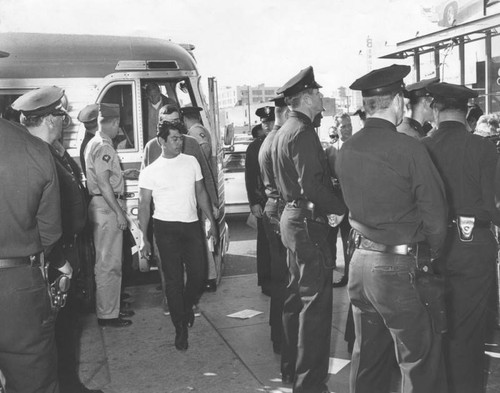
[85, 131, 125, 319]
[188, 123, 212, 165]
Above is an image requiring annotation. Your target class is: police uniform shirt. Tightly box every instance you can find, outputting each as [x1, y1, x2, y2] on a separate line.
[423, 121, 500, 226]
[273, 111, 345, 216]
[258, 125, 281, 200]
[245, 135, 267, 206]
[397, 117, 425, 139]
[336, 117, 447, 254]
[188, 123, 212, 158]
[84, 131, 124, 195]
[0, 119, 62, 258]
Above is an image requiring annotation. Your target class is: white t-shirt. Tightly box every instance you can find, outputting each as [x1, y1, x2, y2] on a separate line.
[138, 153, 203, 222]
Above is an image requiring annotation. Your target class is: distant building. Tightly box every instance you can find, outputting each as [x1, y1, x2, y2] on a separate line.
[218, 84, 280, 109]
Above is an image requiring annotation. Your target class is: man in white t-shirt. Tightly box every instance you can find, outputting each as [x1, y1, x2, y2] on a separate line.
[138, 121, 218, 351]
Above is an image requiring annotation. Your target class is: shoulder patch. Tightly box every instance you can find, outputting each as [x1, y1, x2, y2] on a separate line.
[102, 154, 111, 163]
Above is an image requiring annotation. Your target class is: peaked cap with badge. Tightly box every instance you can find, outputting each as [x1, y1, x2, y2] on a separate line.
[77, 103, 99, 123]
[276, 66, 322, 97]
[98, 103, 120, 118]
[255, 106, 275, 122]
[270, 95, 286, 108]
[350, 64, 411, 97]
[426, 82, 478, 102]
[12, 86, 65, 116]
[180, 106, 203, 116]
[404, 77, 440, 99]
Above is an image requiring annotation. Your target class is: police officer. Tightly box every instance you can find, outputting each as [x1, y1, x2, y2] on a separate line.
[245, 106, 274, 296]
[181, 106, 213, 169]
[397, 77, 439, 139]
[273, 66, 346, 392]
[336, 65, 448, 393]
[258, 96, 290, 355]
[422, 82, 500, 393]
[0, 96, 62, 393]
[14, 86, 102, 393]
[85, 103, 134, 328]
[78, 103, 99, 175]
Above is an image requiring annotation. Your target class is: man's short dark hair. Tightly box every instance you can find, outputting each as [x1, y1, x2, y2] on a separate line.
[157, 121, 187, 140]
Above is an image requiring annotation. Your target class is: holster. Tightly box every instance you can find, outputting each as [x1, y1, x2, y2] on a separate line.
[410, 245, 447, 334]
[304, 217, 329, 248]
[42, 254, 71, 312]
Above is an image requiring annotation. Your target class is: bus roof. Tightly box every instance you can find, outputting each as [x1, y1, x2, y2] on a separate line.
[0, 32, 198, 79]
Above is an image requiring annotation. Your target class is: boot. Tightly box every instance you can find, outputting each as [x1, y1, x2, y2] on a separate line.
[174, 322, 188, 351]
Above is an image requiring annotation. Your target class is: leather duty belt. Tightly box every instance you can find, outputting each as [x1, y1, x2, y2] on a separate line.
[286, 199, 314, 211]
[92, 193, 125, 200]
[356, 236, 416, 256]
[0, 255, 41, 269]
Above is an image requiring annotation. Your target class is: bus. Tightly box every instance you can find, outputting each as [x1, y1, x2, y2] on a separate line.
[0, 32, 229, 304]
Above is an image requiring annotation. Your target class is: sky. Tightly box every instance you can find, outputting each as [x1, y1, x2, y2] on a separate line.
[0, 0, 472, 96]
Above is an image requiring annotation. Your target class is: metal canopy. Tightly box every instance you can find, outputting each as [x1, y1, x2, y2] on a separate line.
[381, 13, 500, 59]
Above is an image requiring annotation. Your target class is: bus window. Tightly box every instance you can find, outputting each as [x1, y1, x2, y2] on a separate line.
[100, 83, 137, 151]
[175, 80, 194, 108]
[0, 94, 21, 122]
[141, 80, 183, 146]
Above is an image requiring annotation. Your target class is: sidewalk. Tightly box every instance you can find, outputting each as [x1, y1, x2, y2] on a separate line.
[77, 223, 500, 393]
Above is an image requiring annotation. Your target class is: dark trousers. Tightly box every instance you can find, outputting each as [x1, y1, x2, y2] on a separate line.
[256, 216, 272, 289]
[0, 265, 59, 393]
[280, 206, 333, 393]
[154, 220, 205, 327]
[442, 228, 497, 393]
[55, 281, 84, 392]
[348, 249, 447, 393]
[262, 199, 288, 353]
[328, 213, 351, 275]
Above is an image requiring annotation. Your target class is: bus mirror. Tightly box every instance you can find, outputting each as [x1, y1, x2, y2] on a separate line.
[224, 123, 234, 146]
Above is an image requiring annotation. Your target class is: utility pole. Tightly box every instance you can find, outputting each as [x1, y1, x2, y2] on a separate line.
[247, 85, 251, 134]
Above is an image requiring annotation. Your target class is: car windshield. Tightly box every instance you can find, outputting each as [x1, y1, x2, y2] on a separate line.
[224, 152, 246, 173]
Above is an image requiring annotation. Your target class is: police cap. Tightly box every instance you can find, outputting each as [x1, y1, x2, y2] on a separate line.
[255, 106, 275, 122]
[426, 82, 478, 100]
[99, 103, 120, 118]
[180, 106, 203, 116]
[350, 64, 411, 97]
[276, 66, 322, 97]
[270, 95, 286, 108]
[404, 77, 440, 99]
[77, 103, 99, 123]
[12, 86, 65, 116]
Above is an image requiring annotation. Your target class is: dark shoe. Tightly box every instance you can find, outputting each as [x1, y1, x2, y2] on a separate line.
[60, 381, 104, 393]
[97, 318, 132, 328]
[187, 309, 195, 328]
[204, 279, 217, 292]
[332, 277, 348, 288]
[261, 286, 271, 296]
[119, 309, 135, 318]
[281, 373, 294, 384]
[120, 292, 131, 300]
[175, 324, 188, 351]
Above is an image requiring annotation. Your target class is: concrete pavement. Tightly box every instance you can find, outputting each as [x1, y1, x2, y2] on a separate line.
[77, 227, 500, 393]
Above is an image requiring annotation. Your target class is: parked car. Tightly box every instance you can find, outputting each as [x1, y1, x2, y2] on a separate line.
[420, 0, 482, 27]
[223, 143, 250, 215]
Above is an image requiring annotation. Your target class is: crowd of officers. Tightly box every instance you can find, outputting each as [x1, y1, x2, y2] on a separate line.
[245, 64, 500, 393]
[0, 83, 218, 393]
[0, 60, 499, 393]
